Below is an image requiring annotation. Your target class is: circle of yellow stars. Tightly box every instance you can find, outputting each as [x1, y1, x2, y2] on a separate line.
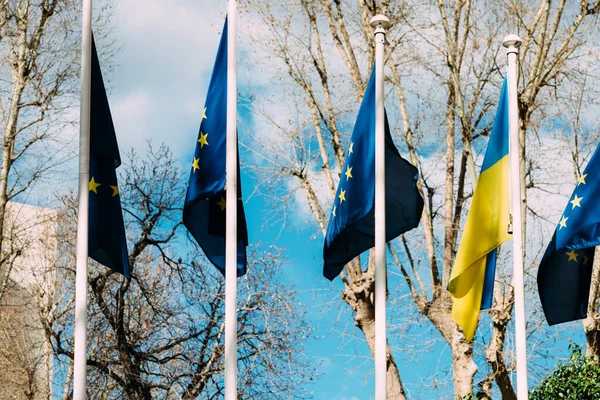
[557, 172, 591, 266]
[189, 107, 242, 213]
[330, 141, 355, 220]
[89, 176, 119, 197]
[191, 107, 210, 174]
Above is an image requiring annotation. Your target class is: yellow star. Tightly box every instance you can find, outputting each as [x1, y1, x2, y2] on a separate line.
[578, 174, 587, 186]
[338, 189, 346, 204]
[345, 166, 353, 181]
[566, 250, 579, 262]
[202, 107, 207, 120]
[559, 216, 568, 230]
[570, 194, 583, 209]
[88, 177, 101, 194]
[332, 205, 336, 217]
[217, 197, 226, 211]
[348, 142, 354, 154]
[110, 185, 119, 197]
[198, 132, 209, 148]
[584, 254, 590, 266]
[192, 157, 200, 173]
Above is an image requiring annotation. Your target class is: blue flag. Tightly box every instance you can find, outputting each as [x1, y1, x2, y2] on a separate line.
[538, 145, 600, 325]
[323, 68, 424, 280]
[183, 18, 248, 276]
[88, 36, 130, 278]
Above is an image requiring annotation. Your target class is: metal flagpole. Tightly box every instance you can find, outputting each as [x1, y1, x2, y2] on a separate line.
[225, 1, 238, 399]
[503, 34, 528, 399]
[73, 0, 93, 398]
[370, 14, 390, 400]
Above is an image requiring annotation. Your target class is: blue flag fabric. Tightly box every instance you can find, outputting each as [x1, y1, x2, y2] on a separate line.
[322, 68, 424, 280]
[88, 36, 130, 278]
[183, 18, 248, 276]
[538, 145, 600, 325]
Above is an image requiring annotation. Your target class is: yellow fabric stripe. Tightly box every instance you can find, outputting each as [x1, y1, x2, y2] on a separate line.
[451, 256, 487, 340]
[449, 155, 511, 340]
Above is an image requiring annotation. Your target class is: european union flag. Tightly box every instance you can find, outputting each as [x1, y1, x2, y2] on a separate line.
[538, 144, 600, 325]
[88, 36, 129, 278]
[183, 18, 248, 276]
[323, 68, 424, 280]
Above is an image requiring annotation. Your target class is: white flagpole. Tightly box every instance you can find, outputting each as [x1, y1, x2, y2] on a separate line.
[73, 0, 93, 399]
[370, 15, 390, 400]
[225, 1, 238, 399]
[503, 34, 528, 399]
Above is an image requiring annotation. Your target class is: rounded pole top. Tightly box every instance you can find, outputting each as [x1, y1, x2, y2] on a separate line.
[502, 34, 523, 49]
[370, 15, 391, 30]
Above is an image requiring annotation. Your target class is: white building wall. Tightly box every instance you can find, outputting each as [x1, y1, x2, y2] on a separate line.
[0, 202, 58, 400]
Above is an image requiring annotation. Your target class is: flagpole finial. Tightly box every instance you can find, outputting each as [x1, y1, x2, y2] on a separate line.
[502, 34, 523, 53]
[370, 15, 390, 31]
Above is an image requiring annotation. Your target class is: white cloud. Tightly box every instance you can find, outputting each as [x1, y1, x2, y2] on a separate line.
[99, 0, 228, 160]
[111, 91, 157, 150]
[104, 0, 292, 163]
[116, 0, 224, 43]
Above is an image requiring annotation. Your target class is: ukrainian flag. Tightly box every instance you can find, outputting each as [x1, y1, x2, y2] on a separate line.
[448, 78, 511, 340]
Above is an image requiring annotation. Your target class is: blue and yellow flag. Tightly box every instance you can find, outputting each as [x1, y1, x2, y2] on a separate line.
[88, 36, 130, 278]
[448, 78, 511, 340]
[538, 145, 600, 325]
[323, 67, 423, 280]
[183, 18, 248, 276]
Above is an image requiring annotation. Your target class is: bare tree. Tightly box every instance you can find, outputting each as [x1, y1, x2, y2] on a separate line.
[0, 0, 115, 303]
[0, 203, 59, 400]
[43, 144, 315, 399]
[552, 72, 600, 360]
[241, 0, 600, 397]
[0, 282, 51, 400]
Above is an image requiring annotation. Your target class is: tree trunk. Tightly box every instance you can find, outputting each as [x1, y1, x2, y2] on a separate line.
[341, 268, 407, 399]
[0, 32, 26, 304]
[451, 334, 478, 397]
[360, 317, 406, 398]
[583, 247, 600, 359]
[427, 296, 477, 398]
[483, 287, 516, 400]
[442, 85, 457, 289]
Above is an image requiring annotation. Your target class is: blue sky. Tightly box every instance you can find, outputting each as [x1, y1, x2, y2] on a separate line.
[101, 1, 384, 398]
[88, 1, 589, 398]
